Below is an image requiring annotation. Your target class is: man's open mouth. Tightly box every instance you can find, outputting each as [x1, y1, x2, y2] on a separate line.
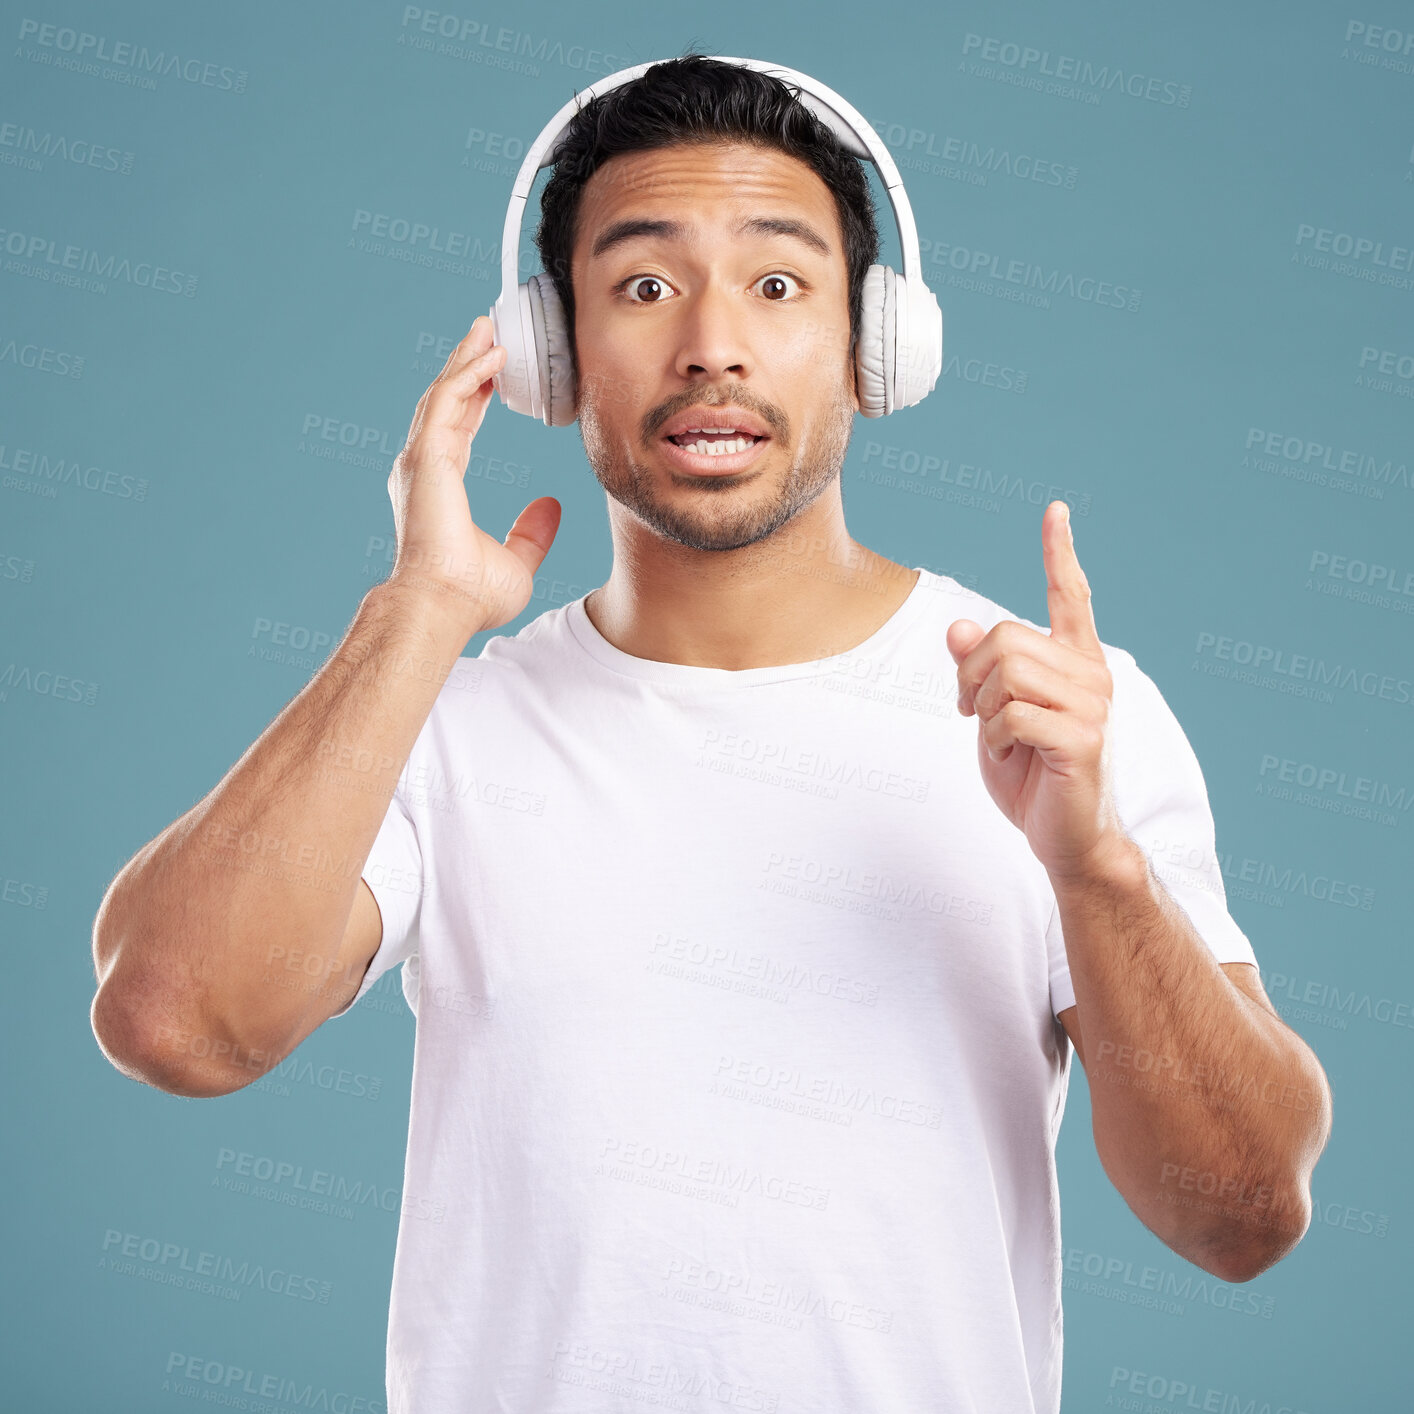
[664, 429, 768, 456]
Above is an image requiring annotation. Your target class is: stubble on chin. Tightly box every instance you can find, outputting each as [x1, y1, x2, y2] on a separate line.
[576, 378, 856, 554]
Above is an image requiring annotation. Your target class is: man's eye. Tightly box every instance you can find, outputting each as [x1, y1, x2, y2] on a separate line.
[752, 272, 803, 301]
[619, 276, 677, 304]
[616, 272, 805, 304]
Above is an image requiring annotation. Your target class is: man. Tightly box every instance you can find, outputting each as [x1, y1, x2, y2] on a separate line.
[92, 54, 1330, 1414]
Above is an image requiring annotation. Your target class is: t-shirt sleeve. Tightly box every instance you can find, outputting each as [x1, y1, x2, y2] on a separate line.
[1047, 648, 1259, 1019]
[329, 779, 424, 1018]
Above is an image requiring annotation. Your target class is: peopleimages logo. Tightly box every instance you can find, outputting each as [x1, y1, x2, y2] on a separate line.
[15, 18, 248, 92]
[1340, 20, 1414, 74]
[1108, 1366, 1310, 1414]
[0, 225, 198, 296]
[1296, 223, 1413, 268]
[396, 8, 629, 78]
[1351, 346, 1414, 401]
[867, 117, 1078, 190]
[1259, 751, 1414, 816]
[100, 1229, 332, 1303]
[1194, 630, 1413, 708]
[163, 1353, 385, 1413]
[1306, 549, 1414, 615]
[0, 338, 84, 377]
[0, 120, 134, 175]
[959, 33, 1192, 106]
[0, 440, 149, 500]
[1063, 1246, 1275, 1318]
[1242, 426, 1410, 498]
[917, 235, 1141, 312]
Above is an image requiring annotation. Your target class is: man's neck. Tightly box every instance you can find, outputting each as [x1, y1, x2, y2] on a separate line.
[583, 545, 919, 672]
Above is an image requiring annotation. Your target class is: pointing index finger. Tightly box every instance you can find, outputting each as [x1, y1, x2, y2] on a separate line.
[1044, 500, 1100, 649]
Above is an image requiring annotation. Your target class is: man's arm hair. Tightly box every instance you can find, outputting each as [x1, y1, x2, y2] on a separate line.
[89, 582, 475, 1098]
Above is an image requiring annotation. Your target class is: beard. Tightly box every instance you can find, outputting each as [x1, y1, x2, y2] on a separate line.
[576, 373, 856, 554]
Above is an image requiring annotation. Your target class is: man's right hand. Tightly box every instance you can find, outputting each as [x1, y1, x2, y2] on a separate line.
[386, 314, 561, 633]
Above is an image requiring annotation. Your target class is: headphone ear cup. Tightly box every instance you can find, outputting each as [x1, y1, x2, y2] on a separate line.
[528, 273, 576, 427]
[891, 273, 944, 411]
[854, 264, 895, 418]
[489, 287, 534, 418]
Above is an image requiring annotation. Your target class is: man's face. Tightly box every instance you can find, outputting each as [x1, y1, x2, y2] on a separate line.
[570, 140, 858, 554]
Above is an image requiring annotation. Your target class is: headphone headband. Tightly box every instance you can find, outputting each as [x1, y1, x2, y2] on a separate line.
[494, 55, 925, 302]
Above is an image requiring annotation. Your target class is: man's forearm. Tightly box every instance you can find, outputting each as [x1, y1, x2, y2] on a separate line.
[1053, 836, 1332, 1279]
[92, 580, 479, 1076]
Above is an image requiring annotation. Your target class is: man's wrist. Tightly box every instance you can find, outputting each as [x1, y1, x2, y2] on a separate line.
[1046, 829, 1149, 899]
[368, 575, 490, 645]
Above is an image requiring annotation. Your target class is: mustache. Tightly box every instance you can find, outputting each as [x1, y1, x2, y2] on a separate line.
[642, 392, 788, 443]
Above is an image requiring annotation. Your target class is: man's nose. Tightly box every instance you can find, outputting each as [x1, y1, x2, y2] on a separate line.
[673, 282, 754, 382]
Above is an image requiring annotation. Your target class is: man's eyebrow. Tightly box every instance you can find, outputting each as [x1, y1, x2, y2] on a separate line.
[589, 215, 832, 261]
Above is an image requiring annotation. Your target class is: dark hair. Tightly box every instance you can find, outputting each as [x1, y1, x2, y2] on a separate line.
[533, 50, 880, 376]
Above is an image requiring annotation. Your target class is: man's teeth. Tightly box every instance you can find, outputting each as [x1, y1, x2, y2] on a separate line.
[671, 428, 759, 455]
[682, 437, 752, 455]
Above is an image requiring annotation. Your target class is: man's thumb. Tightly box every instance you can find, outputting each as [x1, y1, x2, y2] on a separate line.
[502, 497, 562, 575]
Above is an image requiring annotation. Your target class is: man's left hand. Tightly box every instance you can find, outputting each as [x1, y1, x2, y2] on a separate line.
[946, 500, 1130, 884]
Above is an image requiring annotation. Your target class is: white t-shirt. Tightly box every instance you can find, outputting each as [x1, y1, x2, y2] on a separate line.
[335, 566, 1258, 1414]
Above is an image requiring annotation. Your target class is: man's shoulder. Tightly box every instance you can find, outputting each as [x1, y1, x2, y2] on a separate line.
[425, 592, 582, 708]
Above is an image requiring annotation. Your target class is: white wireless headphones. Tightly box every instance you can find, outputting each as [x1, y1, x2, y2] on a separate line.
[488, 55, 944, 426]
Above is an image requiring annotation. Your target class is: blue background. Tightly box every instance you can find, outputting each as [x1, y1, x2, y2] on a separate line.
[2, 1, 1410, 1408]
